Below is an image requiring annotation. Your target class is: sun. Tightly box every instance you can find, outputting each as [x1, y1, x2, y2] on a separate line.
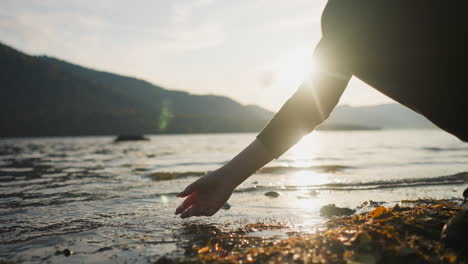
[268, 46, 320, 99]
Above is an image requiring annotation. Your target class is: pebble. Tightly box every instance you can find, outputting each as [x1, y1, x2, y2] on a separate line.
[319, 204, 355, 217]
[55, 248, 74, 257]
[264, 191, 280, 198]
[222, 203, 231, 210]
[463, 187, 468, 204]
[308, 190, 319, 196]
[441, 210, 468, 250]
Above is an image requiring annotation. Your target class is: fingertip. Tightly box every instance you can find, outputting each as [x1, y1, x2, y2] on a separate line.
[176, 191, 190, 198]
[180, 213, 189, 219]
[180, 208, 193, 219]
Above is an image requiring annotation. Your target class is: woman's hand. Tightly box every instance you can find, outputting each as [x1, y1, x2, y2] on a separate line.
[175, 139, 274, 219]
[175, 170, 235, 218]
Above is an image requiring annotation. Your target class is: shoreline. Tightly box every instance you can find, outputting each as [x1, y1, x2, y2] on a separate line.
[160, 199, 466, 264]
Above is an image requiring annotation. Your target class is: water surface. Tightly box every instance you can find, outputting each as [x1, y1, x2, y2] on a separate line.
[0, 130, 467, 263]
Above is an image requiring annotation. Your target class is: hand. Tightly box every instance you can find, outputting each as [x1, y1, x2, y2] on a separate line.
[175, 170, 235, 218]
[175, 139, 273, 218]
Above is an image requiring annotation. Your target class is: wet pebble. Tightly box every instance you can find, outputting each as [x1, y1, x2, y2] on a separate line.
[357, 200, 385, 209]
[463, 187, 468, 204]
[155, 256, 175, 264]
[308, 190, 319, 196]
[55, 248, 74, 257]
[97, 246, 113, 252]
[320, 204, 355, 217]
[264, 191, 280, 198]
[441, 210, 468, 250]
[222, 202, 231, 210]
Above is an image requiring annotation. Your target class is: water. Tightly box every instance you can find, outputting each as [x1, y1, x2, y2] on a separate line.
[0, 130, 467, 263]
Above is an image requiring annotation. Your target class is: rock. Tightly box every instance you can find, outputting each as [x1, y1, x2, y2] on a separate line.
[463, 187, 468, 204]
[264, 191, 280, 198]
[319, 204, 355, 217]
[357, 200, 385, 209]
[308, 190, 319, 196]
[114, 135, 149, 142]
[344, 252, 377, 264]
[55, 248, 74, 256]
[63, 248, 74, 256]
[441, 210, 468, 250]
[222, 202, 231, 210]
[155, 256, 175, 264]
[97, 246, 113, 252]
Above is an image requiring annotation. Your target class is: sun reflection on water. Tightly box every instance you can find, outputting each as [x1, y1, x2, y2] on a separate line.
[285, 132, 322, 168]
[281, 132, 331, 230]
[287, 170, 329, 186]
[282, 131, 329, 187]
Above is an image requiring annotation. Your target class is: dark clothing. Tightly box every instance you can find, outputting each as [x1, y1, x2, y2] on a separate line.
[257, 0, 467, 158]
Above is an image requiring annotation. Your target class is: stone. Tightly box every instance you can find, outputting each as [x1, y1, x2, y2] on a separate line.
[319, 204, 355, 217]
[441, 210, 468, 250]
[264, 191, 280, 198]
[114, 135, 149, 142]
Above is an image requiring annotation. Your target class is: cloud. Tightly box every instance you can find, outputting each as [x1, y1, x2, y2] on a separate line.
[162, 0, 225, 51]
[0, 5, 113, 54]
[170, 0, 216, 24]
[159, 23, 225, 51]
[1, 0, 391, 111]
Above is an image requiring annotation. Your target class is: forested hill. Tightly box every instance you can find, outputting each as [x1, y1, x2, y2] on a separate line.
[0, 42, 437, 137]
[0, 42, 274, 137]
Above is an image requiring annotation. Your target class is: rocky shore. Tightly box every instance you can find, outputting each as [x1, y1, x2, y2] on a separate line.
[159, 199, 467, 264]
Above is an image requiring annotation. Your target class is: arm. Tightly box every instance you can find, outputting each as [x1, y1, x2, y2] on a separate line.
[208, 138, 274, 188]
[257, 51, 351, 157]
[176, 2, 354, 218]
[175, 52, 351, 218]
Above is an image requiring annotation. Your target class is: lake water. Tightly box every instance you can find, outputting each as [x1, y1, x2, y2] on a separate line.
[0, 130, 467, 263]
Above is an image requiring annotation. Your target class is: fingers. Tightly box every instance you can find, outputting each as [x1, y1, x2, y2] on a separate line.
[180, 206, 198, 219]
[177, 182, 197, 198]
[179, 205, 217, 219]
[175, 193, 196, 215]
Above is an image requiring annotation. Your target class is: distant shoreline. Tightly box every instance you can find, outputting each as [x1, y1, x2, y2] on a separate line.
[0, 128, 441, 139]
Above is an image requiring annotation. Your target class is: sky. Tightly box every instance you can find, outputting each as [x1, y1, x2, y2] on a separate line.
[0, 0, 394, 111]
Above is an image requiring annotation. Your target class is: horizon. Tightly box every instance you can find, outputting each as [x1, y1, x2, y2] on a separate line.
[1, 40, 398, 112]
[0, 0, 395, 112]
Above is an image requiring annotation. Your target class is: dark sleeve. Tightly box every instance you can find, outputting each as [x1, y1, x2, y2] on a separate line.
[256, 0, 354, 158]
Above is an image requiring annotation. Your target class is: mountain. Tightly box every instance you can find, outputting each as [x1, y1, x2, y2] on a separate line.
[322, 104, 437, 130]
[0, 42, 437, 137]
[0, 42, 274, 137]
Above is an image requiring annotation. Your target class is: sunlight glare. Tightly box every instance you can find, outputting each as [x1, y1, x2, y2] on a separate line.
[270, 47, 317, 96]
[287, 170, 328, 186]
[285, 132, 321, 168]
[282, 132, 329, 189]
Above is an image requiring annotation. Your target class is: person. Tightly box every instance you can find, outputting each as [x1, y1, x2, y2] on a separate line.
[175, 0, 467, 218]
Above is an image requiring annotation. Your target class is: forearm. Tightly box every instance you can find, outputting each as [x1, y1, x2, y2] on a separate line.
[258, 76, 349, 158]
[216, 138, 273, 188]
[257, 38, 352, 158]
[212, 36, 353, 188]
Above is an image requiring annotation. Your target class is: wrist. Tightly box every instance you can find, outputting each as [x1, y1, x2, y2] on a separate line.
[215, 166, 247, 189]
